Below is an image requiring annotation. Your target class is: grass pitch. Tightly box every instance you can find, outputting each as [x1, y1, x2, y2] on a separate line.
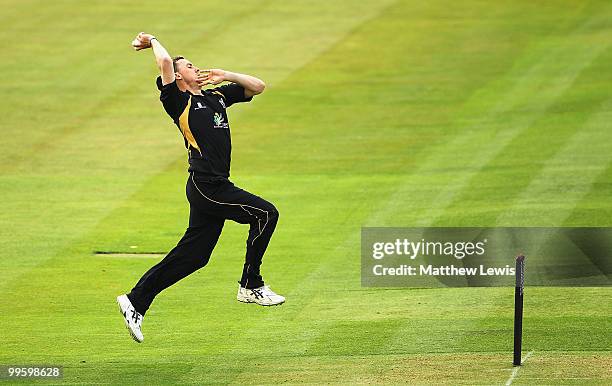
[1, 0, 611, 384]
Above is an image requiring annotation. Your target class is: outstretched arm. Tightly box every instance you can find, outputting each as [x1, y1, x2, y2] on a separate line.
[131, 32, 175, 85]
[198, 70, 265, 98]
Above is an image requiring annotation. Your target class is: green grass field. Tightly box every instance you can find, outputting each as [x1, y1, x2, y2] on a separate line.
[1, 0, 611, 384]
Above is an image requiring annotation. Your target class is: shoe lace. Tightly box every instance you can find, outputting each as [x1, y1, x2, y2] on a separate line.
[259, 286, 277, 296]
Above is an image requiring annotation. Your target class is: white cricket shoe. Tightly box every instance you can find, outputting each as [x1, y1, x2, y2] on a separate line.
[116, 294, 144, 343]
[237, 284, 285, 306]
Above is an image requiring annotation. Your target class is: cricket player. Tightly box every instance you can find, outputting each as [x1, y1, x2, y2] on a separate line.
[117, 32, 284, 343]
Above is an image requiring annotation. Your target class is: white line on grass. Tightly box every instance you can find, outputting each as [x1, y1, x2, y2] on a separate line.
[94, 252, 165, 258]
[178, 1, 401, 380]
[376, 8, 612, 350]
[505, 350, 534, 386]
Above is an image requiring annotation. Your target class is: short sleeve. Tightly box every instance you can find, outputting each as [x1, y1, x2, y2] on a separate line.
[156, 76, 189, 121]
[212, 83, 253, 108]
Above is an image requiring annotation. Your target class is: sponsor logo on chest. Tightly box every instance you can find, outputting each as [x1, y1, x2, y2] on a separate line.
[213, 112, 229, 129]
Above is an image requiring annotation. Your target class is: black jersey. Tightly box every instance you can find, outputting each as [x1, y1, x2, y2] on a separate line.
[156, 76, 252, 178]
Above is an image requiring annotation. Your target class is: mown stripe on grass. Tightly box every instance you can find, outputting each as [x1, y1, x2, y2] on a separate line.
[0, 0, 399, 291]
[369, 3, 612, 379]
[436, 39, 612, 226]
[194, 1, 612, 383]
[368, 7, 611, 228]
[562, 155, 612, 226]
[495, 98, 612, 225]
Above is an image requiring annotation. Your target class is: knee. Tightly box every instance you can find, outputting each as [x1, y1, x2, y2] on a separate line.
[247, 203, 278, 226]
[267, 205, 279, 222]
[194, 255, 210, 270]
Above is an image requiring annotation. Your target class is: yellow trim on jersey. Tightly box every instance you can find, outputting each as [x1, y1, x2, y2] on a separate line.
[178, 97, 202, 155]
[212, 90, 225, 99]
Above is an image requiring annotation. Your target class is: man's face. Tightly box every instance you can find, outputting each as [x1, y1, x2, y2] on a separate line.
[175, 58, 200, 85]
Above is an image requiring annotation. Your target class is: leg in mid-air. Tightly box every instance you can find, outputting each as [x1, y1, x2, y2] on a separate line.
[117, 205, 224, 343]
[187, 173, 285, 306]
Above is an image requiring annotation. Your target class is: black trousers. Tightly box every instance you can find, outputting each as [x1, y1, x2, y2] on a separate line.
[127, 172, 279, 315]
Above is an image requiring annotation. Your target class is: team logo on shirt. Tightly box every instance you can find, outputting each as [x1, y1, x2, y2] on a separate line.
[213, 112, 229, 129]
